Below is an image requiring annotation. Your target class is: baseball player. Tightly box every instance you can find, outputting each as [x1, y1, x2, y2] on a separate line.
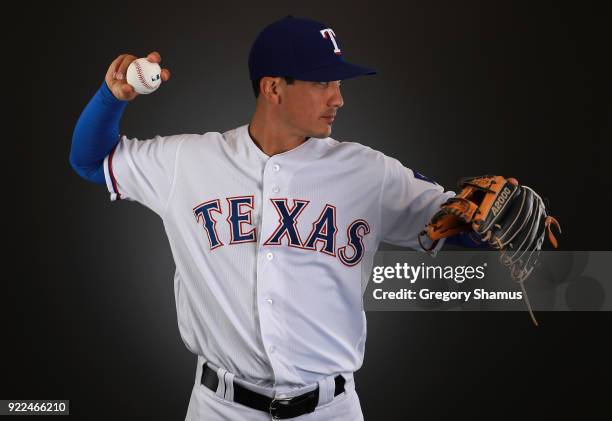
[70, 15, 511, 420]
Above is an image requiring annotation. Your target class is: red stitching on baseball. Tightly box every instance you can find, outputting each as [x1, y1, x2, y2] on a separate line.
[134, 60, 157, 91]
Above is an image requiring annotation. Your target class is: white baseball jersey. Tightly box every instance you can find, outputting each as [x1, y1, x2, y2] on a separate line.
[102, 123, 454, 392]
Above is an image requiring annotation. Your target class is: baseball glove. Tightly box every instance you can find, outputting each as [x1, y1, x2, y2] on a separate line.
[418, 175, 561, 325]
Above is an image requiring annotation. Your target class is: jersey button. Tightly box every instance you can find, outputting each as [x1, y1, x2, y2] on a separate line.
[269, 346, 275, 353]
[272, 185, 280, 194]
[273, 163, 281, 172]
[266, 252, 274, 261]
[267, 298, 273, 305]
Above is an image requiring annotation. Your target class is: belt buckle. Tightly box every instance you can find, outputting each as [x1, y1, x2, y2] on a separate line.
[269, 396, 293, 420]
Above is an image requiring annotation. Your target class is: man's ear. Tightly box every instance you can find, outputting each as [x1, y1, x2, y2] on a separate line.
[260, 77, 283, 104]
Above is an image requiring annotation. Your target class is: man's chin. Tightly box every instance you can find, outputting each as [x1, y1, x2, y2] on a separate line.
[310, 127, 332, 139]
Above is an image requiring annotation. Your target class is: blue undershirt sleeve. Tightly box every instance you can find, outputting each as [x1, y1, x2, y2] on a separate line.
[446, 232, 491, 248]
[69, 81, 128, 185]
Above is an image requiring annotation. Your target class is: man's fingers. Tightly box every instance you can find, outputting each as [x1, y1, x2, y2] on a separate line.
[107, 54, 127, 79]
[110, 54, 127, 70]
[116, 55, 136, 80]
[121, 83, 135, 95]
[147, 51, 161, 63]
[161, 68, 171, 82]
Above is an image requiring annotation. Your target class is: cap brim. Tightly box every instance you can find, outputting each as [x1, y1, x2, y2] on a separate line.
[292, 60, 377, 82]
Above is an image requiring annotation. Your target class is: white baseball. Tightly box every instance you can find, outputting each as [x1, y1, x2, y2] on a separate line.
[126, 58, 162, 94]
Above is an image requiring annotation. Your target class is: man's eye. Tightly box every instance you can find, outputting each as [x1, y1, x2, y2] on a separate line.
[316, 81, 341, 87]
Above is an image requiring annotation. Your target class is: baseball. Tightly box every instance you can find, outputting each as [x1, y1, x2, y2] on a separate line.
[126, 58, 162, 94]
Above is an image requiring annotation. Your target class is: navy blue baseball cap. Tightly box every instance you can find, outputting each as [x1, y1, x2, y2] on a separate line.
[248, 15, 377, 82]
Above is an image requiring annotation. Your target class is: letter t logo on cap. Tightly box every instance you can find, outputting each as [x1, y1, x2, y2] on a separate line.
[320, 28, 342, 55]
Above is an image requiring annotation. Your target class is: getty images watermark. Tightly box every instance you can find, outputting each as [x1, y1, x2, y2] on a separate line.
[360, 251, 611, 311]
[370, 261, 518, 302]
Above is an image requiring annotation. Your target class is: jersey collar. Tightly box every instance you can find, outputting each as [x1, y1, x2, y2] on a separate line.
[238, 124, 331, 163]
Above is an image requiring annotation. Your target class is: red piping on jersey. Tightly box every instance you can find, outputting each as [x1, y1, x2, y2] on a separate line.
[108, 143, 122, 200]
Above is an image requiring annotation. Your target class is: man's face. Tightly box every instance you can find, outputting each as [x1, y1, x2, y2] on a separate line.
[278, 79, 344, 139]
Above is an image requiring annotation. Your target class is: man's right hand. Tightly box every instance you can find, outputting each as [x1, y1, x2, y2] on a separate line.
[104, 51, 171, 101]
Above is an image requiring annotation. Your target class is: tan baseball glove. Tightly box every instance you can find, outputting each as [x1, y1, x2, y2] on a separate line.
[418, 175, 561, 325]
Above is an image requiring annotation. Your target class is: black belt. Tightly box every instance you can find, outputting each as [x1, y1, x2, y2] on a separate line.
[201, 362, 346, 419]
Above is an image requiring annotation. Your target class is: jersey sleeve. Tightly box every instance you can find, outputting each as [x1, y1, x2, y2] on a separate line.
[103, 134, 185, 216]
[379, 154, 456, 255]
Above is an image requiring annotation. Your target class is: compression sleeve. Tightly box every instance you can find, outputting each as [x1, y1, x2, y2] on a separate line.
[446, 232, 491, 248]
[69, 81, 128, 185]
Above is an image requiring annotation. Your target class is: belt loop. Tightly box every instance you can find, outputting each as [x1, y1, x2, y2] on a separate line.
[195, 356, 206, 386]
[224, 371, 236, 402]
[316, 375, 335, 407]
[216, 367, 228, 399]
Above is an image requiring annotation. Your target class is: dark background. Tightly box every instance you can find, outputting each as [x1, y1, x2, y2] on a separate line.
[8, 0, 611, 419]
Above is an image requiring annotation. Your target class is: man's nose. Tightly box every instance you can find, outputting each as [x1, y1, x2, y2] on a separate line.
[329, 83, 344, 108]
